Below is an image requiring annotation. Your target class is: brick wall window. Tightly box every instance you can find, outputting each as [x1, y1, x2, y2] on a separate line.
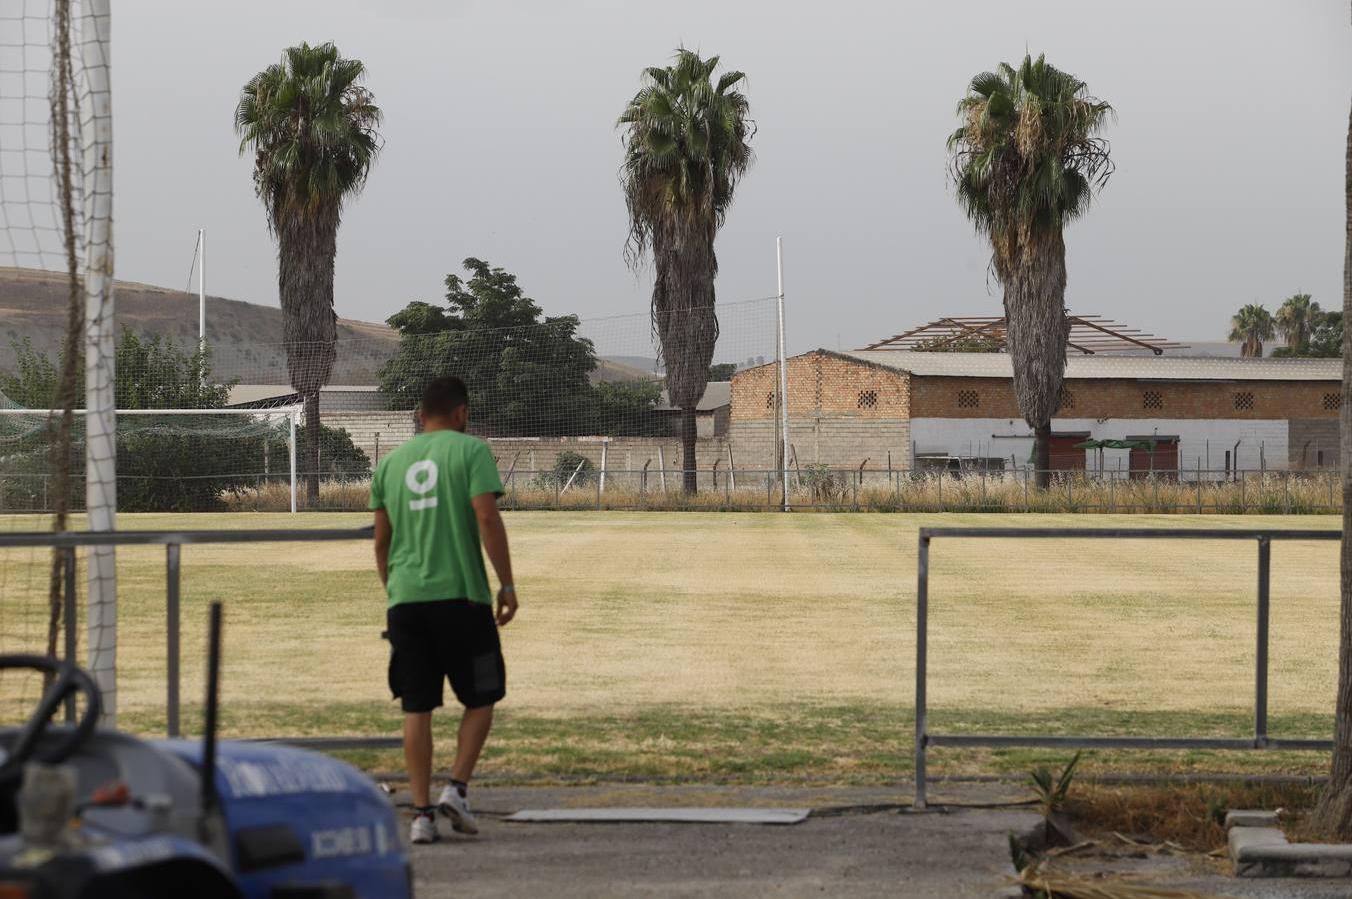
[857, 389, 878, 409]
[1325, 392, 1342, 411]
[1142, 390, 1163, 410]
[1058, 390, 1075, 412]
[1233, 391, 1254, 411]
[765, 391, 775, 410]
[957, 389, 980, 409]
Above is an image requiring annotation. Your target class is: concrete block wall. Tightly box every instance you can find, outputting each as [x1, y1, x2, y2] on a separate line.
[321, 411, 418, 465]
[728, 417, 911, 473]
[483, 436, 731, 489]
[1289, 419, 1339, 469]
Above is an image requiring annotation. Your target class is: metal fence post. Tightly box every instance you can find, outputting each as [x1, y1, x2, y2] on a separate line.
[1255, 536, 1270, 748]
[915, 532, 930, 810]
[63, 546, 77, 723]
[167, 542, 181, 739]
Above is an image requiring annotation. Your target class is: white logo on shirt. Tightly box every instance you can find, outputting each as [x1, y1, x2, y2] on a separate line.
[406, 460, 439, 510]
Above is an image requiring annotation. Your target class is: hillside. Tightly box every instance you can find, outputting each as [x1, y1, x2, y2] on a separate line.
[0, 268, 658, 385]
[0, 267, 397, 383]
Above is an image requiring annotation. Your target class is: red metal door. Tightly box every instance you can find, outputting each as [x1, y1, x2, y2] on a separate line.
[1048, 435, 1087, 471]
[1129, 441, 1178, 480]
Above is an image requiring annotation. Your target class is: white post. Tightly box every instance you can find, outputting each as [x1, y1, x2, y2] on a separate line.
[776, 236, 790, 512]
[288, 410, 298, 513]
[197, 228, 205, 355]
[82, 0, 117, 726]
[599, 440, 608, 494]
[658, 445, 667, 493]
[727, 444, 736, 492]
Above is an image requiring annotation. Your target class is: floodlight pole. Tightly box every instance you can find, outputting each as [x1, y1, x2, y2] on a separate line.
[197, 228, 205, 355]
[288, 410, 298, 514]
[776, 237, 790, 512]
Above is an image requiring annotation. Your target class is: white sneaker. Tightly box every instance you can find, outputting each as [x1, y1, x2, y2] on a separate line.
[437, 785, 480, 834]
[409, 812, 438, 845]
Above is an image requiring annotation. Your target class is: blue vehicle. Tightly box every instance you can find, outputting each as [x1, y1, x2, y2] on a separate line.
[0, 604, 413, 898]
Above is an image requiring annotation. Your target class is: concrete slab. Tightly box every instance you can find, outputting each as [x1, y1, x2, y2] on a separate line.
[1231, 825, 1352, 878]
[407, 785, 1038, 898]
[505, 808, 811, 825]
[1226, 810, 1280, 831]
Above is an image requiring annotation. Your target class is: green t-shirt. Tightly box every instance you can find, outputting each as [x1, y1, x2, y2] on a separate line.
[369, 430, 504, 607]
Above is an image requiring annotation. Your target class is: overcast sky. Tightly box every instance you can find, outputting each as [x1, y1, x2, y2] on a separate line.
[112, 0, 1350, 355]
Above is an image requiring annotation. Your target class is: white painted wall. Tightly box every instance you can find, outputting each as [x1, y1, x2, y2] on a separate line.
[910, 418, 1289, 476]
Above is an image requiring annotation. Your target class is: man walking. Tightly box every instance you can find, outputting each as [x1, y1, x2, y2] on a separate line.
[371, 376, 518, 845]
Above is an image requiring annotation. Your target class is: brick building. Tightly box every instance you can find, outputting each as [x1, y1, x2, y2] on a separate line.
[730, 350, 1341, 476]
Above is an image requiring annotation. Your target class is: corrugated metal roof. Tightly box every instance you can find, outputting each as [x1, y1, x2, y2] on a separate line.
[840, 350, 1342, 381]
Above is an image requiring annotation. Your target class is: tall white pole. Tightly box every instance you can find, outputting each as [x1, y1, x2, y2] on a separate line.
[197, 228, 205, 355]
[776, 237, 790, 512]
[288, 410, 298, 514]
[81, 0, 117, 726]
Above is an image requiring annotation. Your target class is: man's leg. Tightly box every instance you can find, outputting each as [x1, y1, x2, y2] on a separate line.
[404, 712, 434, 807]
[451, 704, 494, 784]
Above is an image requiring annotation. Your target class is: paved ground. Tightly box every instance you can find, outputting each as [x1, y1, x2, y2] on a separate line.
[394, 784, 1352, 898]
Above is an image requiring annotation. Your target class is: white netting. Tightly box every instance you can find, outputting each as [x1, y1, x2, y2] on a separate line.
[0, 0, 114, 721]
[0, 294, 781, 512]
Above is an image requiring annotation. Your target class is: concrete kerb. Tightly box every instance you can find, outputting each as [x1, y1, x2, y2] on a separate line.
[1228, 810, 1352, 878]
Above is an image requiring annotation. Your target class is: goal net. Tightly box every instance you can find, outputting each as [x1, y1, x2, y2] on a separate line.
[0, 0, 115, 721]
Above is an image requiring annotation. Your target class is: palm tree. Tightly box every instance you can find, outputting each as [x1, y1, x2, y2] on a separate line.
[1228, 304, 1275, 358]
[618, 49, 754, 493]
[236, 42, 381, 501]
[1314, 74, 1352, 841]
[1275, 292, 1320, 351]
[948, 55, 1113, 488]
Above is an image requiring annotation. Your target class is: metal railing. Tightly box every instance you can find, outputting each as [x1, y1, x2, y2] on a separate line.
[0, 526, 397, 750]
[913, 526, 1342, 809]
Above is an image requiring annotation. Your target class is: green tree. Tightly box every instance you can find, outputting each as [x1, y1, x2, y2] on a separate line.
[1229, 304, 1275, 357]
[1276, 292, 1320, 352]
[1309, 311, 1344, 357]
[593, 379, 665, 436]
[379, 258, 612, 436]
[948, 54, 1113, 488]
[619, 49, 754, 493]
[707, 362, 737, 381]
[235, 42, 382, 502]
[1272, 306, 1342, 358]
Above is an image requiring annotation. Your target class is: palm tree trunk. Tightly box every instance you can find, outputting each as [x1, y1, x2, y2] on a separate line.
[1004, 230, 1068, 493]
[652, 225, 719, 496]
[680, 406, 698, 494]
[276, 205, 339, 506]
[1314, 91, 1352, 839]
[1034, 422, 1052, 489]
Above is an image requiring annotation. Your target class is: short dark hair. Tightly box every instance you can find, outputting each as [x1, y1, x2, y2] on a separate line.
[421, 376, 469, 418]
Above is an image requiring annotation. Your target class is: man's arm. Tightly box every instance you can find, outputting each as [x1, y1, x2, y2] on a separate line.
[373, 508, 392, 587]
[472, 493, 517, 626]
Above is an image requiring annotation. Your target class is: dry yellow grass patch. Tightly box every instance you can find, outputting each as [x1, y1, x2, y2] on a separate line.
[0, 512, 1340, 741]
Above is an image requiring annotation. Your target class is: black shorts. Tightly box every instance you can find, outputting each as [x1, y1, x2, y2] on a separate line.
[385, 600, 506, 713]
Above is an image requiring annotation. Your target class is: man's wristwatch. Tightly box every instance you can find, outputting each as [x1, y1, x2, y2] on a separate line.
[500, 584, 515, 594]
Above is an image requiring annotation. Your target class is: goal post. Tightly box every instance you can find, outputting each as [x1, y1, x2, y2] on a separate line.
[79, 0, 116, 724]
[0, 406, 304, 515]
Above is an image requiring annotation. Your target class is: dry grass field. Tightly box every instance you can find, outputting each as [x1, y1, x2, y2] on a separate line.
[0, 511, 1341, 783]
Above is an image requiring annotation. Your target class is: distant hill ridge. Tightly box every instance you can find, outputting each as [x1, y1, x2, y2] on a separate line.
[0, 267, 657, 385]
